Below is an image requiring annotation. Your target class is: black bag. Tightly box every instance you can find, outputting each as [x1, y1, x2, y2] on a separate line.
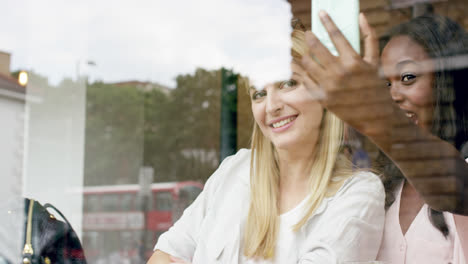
[22, 199, 87, 264]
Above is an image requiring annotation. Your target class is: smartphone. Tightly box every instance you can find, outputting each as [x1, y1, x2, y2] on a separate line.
[311, 0, 360, 56]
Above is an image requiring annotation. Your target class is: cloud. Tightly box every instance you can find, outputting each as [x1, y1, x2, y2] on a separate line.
[0, 0, 291, 87]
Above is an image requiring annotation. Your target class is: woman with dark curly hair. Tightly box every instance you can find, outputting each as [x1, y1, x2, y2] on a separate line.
[301, 11, 468, 264]
[376, 14, 468, 264]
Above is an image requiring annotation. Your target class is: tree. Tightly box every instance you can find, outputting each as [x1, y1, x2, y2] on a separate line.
[84, 82, 144, 185]
[84, 67, 226, 185]
[144, 68, 222, 183]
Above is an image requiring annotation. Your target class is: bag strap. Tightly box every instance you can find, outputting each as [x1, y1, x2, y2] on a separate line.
[43, 203, 73, 227]
[43, 203, 87, 264]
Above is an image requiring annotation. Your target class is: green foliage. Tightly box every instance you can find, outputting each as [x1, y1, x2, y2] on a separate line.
[144, 68, 222, 183]
[84, 82, 144, 185]
[84, 68, 223, 185]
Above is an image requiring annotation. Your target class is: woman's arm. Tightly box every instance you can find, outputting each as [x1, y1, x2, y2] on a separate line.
[300, 11, 468, 215]
[381, 122, 468, 214]
[147, 250, 171, 264]
[147, 251, 192, 264]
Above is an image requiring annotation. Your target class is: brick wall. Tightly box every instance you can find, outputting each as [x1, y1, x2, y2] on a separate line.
[0, 51, 11, 76]
[289, 0, 468, 37]
[362, 0, 468, 37]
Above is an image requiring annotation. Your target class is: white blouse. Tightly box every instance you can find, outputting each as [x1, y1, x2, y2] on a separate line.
[154, 149, 385, 263]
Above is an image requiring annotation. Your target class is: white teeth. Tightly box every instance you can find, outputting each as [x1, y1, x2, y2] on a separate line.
[272, 117, 294, 128]
[405, 112, 419, 125]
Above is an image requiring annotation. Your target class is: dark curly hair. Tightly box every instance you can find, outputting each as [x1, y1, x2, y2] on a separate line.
[378, 14, 468, 237]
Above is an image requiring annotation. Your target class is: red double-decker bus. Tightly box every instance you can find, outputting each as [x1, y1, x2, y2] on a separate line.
[82, 181, 203, 263]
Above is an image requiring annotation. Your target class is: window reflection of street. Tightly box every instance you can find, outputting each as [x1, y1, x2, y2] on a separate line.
[81, 182, 202, 262]
[1, 0, 468, 263]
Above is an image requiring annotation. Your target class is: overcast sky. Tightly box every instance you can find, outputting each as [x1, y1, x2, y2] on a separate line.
[0, 0, 292, 88]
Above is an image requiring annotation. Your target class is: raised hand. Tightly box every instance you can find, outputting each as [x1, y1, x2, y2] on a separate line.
[301, 11, 468, 214]
[301, 11, 396, 143]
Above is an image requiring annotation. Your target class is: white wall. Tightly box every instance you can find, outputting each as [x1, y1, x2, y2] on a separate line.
[23, 77, 86, 238]
[0, 94, 25, 261]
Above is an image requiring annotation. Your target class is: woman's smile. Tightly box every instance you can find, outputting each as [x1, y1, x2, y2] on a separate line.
[269, 115, 298, 131]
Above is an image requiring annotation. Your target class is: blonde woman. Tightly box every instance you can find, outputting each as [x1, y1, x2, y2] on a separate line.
[147, 28, 385, 264]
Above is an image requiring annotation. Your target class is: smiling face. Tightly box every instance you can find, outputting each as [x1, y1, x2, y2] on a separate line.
[381, 35, 435, 130]
[250, 63, 323, 151]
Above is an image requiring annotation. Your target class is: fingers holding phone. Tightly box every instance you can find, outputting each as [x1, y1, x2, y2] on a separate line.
[301, 10, 393, 136]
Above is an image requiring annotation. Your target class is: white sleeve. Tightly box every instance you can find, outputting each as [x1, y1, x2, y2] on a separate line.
[153, 153, 237, 262]
[299, 172, 385, 264]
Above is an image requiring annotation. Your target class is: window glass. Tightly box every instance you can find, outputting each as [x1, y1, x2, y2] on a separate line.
[1, 0, 468, 263]
[101, 194, 121, 212]
[154, 191, 173, 211]
[121, 193, 135, 211]
[172, 185, 203, 223]
[84, 194, 101, 213]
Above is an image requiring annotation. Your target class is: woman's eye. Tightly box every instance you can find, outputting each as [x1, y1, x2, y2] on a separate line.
[252, 90, 266, 100]
[385, 81, 392, 88]
[401, 73, 416, 83]
[280, 79, 298, 89]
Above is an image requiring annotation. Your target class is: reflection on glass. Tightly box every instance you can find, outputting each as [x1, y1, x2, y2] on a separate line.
[1, 0, 468, 263]
[82, 182, 203, 261]
[297, 4, 468, 264]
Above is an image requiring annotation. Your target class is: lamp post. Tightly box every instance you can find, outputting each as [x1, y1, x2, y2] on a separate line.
[138, 167, 154, 262]
[219, 68, 238, 162]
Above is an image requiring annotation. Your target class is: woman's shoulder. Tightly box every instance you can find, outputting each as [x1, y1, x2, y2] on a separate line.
[226, 148, 251, 162]
[217, 148, 251, 172]
[333, 170, 384, 200]
[204, 148, 251, 190]
[317, 170, 385, 228]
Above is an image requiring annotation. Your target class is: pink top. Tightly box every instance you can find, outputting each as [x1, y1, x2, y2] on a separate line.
[377, 182, 468, 264]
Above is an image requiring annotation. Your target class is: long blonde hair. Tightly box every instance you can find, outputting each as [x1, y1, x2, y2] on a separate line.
[242, 29, 352, 259]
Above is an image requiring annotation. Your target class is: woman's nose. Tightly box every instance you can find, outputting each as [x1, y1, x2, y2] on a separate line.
[390, 84, 404, 105]
[266, 91, 283, 115]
